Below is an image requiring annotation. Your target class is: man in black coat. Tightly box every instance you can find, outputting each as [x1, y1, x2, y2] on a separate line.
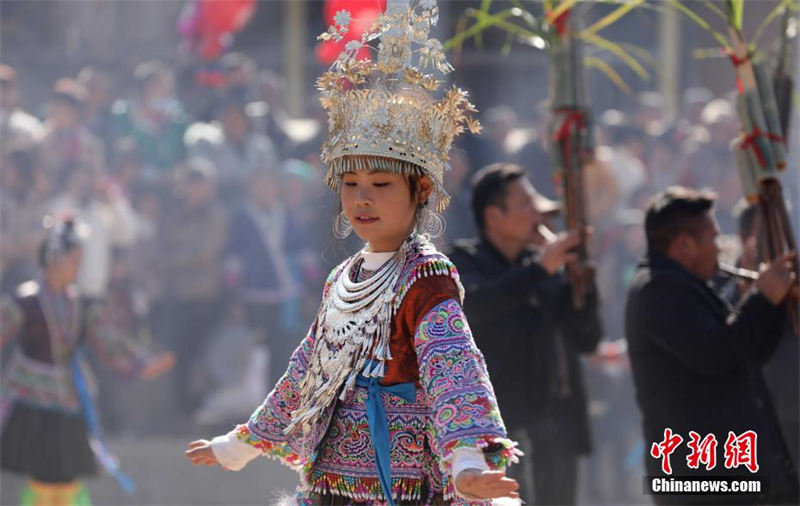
[625, 186, 798, 505]
[447, 163, 602, 505]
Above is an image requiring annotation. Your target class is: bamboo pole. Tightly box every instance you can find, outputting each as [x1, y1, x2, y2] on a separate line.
[729, 27, 799, 336]
[561, 6, 591, 310]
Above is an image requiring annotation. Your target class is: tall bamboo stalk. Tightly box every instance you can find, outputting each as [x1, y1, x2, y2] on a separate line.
[729, 27, 799, 335]
[549, 6, 592, 309]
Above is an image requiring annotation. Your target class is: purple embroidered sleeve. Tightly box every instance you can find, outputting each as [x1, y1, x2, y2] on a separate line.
[85, 303, 150, 377]
[415, 298, 520, 474]
[238, 263, 346, 469]
[239, 322, 316, 469]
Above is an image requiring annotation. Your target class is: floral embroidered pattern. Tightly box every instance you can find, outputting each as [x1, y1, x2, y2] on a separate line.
[234, 425, 302, 469]
[441, 437, 522, 471]
[3, 352, 80, 412]
[415, 299, 519, 478]
[244, 322, 317, 469]
[239, 246, 516, 503]
[289, 235, 462, 436]
[309, 385, 429, 501]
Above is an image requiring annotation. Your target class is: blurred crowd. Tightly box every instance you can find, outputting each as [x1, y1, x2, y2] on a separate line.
[1, 55, 336, 438]
[1, 52, 796, 504]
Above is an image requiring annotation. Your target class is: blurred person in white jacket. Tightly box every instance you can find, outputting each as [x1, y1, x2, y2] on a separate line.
[49, 165, 138, 300]
[0, 63, 42, 155]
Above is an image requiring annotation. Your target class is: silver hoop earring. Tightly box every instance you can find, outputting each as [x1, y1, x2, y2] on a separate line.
[418, 205, 446, 238]
[333, 211, 352, 238]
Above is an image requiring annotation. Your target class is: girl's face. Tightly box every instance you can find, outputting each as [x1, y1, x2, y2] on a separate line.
[340, 169, 431, 252]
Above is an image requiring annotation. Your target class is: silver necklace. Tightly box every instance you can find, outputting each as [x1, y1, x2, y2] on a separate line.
[333, 251, 403, 311]
[286, 235, 417, 435]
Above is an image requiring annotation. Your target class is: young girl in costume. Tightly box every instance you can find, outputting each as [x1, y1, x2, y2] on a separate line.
[1, 216, 174, 506]
[186, 1, 521, 503]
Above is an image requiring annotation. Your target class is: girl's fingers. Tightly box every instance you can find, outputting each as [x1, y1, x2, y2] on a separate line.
[489, 475, 519, 498]
[188, 440, 208, 450]
[190, 456, 217, 466]
[465, 471, 520, 499]
[185, 447, 205, 458]
[185, 446, 218, 468]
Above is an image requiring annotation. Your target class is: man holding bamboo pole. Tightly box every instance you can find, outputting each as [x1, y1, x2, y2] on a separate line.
[626, 186, 799, 505]
[448, 163, 601, 504]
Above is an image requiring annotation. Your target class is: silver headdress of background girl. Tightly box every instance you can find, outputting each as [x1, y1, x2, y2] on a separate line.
[39, 214, 90, 268]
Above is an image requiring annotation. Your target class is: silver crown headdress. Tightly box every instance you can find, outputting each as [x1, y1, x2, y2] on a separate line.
[318, 0, 481, 212]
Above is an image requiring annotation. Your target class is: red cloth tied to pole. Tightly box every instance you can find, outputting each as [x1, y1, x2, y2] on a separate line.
[739, 127, 785, 168]
[723, 48, 750, 93]
[546, 8, 571, 36]
[552, 107, 588, 170]
[766, 132, 785, 144]
[723, 48, 750, 67]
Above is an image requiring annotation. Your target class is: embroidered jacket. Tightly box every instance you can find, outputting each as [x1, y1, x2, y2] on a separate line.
[214, 236, 518, 504]
[1, 280, 151, 414]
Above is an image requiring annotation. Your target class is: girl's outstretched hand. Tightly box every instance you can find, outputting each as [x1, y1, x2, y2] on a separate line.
[185, 439, 221, 467]
[140, 351, 176, 380]
[455, 469, 520, 499]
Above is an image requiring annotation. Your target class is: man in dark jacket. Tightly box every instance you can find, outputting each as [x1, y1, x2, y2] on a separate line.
[447, 163, 602, 505]
[626, 186, 798, 505]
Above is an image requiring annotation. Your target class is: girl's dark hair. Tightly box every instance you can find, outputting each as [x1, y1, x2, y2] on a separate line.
[38, 217, 83, 268]
[405, 169, 423, 204]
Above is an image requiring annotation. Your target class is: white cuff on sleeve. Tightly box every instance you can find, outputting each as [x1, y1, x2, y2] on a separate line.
[451, 447, 490, 499]
[210, 427, 262, 471]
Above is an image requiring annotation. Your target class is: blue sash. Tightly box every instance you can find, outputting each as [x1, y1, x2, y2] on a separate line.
[71, 346, 135, 494]
[355, 365, 416, 506]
